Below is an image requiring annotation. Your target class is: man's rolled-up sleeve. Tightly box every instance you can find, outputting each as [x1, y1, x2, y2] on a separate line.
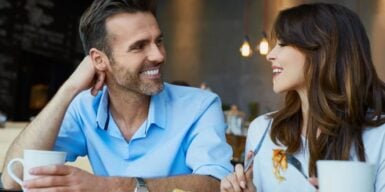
[185, 96, 234, 180]
[53, 101, 87, 162]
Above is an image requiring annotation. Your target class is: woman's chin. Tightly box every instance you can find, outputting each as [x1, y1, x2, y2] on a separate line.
[273, 87, 284, 94]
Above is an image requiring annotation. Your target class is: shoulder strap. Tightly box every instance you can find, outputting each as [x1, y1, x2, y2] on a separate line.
[252, 118, 272, 155]
[244, 118, 272, 170]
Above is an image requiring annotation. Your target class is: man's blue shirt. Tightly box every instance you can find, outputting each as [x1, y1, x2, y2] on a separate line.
[54, 83, 233, 179]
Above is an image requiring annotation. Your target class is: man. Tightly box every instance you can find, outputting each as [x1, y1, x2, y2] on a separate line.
[1, 0, 233, 191]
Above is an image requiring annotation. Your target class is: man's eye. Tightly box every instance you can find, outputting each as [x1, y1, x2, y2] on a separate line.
[156, 38, 163, 46]
[131, 43, 145, 51]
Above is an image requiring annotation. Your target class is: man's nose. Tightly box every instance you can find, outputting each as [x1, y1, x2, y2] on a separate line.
[148, 44, 165, 63]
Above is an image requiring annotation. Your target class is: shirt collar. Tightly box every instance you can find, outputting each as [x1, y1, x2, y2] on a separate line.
[147, 86, 167, 130]
[95, 85, 168, 131]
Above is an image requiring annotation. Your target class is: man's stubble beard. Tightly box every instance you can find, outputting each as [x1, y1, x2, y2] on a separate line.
[109, 67, 164, 96]
[109, 59, 164, 96]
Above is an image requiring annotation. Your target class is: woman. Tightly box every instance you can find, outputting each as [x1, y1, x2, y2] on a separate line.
[221, 3, 385, 192]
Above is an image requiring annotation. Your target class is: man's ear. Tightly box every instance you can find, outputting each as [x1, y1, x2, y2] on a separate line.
[89, 48, 109, 71]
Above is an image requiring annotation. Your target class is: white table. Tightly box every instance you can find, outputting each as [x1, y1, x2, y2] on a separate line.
[0, 122, 92, 173]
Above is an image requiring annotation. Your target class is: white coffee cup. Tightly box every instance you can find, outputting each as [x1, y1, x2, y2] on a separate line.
[317, 160, 375, 192]
[7, 149, 67, 187]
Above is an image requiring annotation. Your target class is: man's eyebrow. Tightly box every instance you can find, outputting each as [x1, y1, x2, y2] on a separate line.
[128, 39, 149, 50]
[157, 33, 164, 39]
[127, 33, 164, 51]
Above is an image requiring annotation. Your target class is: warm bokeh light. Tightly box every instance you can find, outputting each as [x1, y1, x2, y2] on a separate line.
[240, 38, 252, 57]
[258, 37, 269, 55]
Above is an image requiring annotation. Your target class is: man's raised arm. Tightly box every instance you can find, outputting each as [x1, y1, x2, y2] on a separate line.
[1, 56, 103, 189]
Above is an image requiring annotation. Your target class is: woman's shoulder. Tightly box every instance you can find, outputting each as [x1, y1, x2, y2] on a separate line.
[362, 122, 385, 161]
[248, 113, 274, 133]
[363, 122, 385, 139]
[245, 113, 274, 150]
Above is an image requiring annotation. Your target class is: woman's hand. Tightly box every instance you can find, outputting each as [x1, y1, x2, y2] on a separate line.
[308, 177, 319, 191]
[220, 151, 256, 192]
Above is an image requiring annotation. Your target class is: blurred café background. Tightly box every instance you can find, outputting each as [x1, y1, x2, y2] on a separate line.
[0, 0, 385, 164]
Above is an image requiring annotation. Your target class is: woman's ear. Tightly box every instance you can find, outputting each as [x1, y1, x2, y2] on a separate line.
[89, 48, 109, 71]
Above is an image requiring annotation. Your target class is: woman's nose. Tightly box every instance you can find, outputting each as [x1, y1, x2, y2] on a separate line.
[266, 50, 275, 62]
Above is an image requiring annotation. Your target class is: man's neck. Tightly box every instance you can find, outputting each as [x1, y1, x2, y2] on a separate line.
[107, 88, 150, 141]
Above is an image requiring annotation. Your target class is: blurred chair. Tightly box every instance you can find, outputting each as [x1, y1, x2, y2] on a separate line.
[226, 134, 246, 164]
[0, 172, 2, 188]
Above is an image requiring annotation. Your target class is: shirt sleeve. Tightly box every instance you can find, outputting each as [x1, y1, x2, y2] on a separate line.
[53, 100, 87, 162]
[184, 95, 234, 180]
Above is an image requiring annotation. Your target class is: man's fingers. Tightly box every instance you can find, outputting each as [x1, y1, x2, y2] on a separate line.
[27, 186, 68, 192]
[23, 175, 70, 189]
[94, 72, 105, 89]
[29, 165, 71, 176]
[91, 72, 105, 95]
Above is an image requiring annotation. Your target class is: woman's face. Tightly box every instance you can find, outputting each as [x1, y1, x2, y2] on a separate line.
[266, 41, 307, 94]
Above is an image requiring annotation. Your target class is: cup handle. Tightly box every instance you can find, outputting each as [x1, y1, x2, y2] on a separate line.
[6, 158, 24, 186]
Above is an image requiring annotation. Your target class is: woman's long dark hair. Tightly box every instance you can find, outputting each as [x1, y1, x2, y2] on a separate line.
[269, 3, 385, 176]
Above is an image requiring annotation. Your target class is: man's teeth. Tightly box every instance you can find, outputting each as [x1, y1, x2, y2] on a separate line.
[273, 68, 283, 74]
[143, 69, 159, 75]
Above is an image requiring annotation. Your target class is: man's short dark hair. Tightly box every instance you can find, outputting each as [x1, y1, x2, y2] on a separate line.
[79, 0, 156, 56]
